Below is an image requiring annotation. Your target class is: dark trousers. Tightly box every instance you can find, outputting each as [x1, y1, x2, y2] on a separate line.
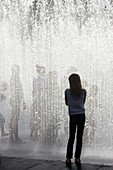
[66, 114, 85, 159]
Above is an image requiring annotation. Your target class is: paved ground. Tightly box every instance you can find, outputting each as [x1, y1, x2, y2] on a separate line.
[0, 156, 113, 170]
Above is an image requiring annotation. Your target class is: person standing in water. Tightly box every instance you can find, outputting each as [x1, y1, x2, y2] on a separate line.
[65, 74, 86, 167]
[9, 65, 26, 143]
[30, 65, 46, 141]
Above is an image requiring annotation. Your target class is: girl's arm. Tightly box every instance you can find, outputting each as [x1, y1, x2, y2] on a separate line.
[83, 89, 87, 104]
[65, 90, 68, 106]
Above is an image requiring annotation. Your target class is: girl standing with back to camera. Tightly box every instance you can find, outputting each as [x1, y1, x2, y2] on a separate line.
[65, 74, 87, 167]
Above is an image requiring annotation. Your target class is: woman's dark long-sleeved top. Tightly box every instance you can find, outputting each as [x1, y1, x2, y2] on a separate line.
[65, 88, 86, 115]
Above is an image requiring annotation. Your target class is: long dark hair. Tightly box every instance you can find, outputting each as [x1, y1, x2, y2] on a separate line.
[69, 73, 82, 97]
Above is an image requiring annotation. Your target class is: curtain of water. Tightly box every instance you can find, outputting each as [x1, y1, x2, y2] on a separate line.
[0, 0, 113, 162]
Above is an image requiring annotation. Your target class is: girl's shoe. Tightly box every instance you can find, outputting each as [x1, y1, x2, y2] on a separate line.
[75, 158, 81, 166]
[65, 159, 72, 168]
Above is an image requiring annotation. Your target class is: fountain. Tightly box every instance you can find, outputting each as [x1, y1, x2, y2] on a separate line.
[0, 0, 113, 164]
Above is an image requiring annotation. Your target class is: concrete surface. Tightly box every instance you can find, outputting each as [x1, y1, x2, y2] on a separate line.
[0, 156, 113, 170]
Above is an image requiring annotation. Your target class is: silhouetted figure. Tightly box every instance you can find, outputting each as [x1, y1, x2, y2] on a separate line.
[85, 85, 99, 145]
[0, 81, 8, 92]
[65, 74, 86, 167]
[0, 112, 6, 136]
[82, 79, 88, 89]
[44, 70, 61, 146]
[0, 93, 6, 101]
[9, 65, 26, 143]
[30, 65, 46, 141]
[0, 82, 9, 136]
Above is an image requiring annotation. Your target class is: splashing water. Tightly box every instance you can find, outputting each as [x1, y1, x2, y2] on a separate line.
[0, 0, 113, 164]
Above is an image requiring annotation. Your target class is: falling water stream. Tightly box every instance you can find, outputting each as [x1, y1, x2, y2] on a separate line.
[0, 0, 113, 164]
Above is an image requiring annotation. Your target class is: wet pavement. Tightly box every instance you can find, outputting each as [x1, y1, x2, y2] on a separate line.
[0, 156, 113, 170]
